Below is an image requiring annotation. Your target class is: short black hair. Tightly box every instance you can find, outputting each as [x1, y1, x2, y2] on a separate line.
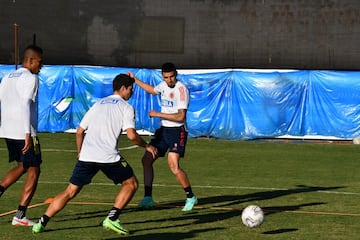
[113, 74, 135, 91]
[161, 62, 177, 73]
[24, 45, 43, 55]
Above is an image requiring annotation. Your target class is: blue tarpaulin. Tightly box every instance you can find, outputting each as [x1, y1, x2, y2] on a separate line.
[1, 65, 359, 140]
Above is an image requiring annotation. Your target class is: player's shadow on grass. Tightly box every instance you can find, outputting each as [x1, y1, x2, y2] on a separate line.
[130, 208, 240, 226]
[124, 201, 322, 237]
[162, 184, 344, 209]
[105, 228, 223, 240]
[39, 223, 103, 233]
[52, 207, 137, 223]
[38, 201, 322, 237]
[128, 201, 326, 237]
[53, 209, 108, 222]
[130, 201, 322, 226]
[38, 185, 341, 237]
[42, 210, 229, 238]
[262, 201, 324, 216]
[123, 210, 236, 238]
[262, 228, 298, 234]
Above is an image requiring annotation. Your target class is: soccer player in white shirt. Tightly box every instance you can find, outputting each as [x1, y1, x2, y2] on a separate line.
[32, 74, 157, 235]
[0, 45, 43, 226]
[129, 62, 197, 211]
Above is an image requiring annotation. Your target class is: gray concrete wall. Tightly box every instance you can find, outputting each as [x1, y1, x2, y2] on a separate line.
[0, 0, 359, 69]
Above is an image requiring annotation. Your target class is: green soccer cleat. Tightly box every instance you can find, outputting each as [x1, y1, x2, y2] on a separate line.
[182, 195, 198, 211]
[32, 222, 44, 233]
[102, 217, 129, 235]
[138, 196, 155, 209]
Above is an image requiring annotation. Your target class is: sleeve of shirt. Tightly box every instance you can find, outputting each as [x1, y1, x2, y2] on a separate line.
[21, 75, 37, 100]
[20, 99, 32, 134]
[122, 104, 135, 130]
[177, 84, 190, 110]
[0, 82, 3, 101]
[19, 74, 37, 134]
[0, 73, 10, 102]
[153, 82, 163, 95]
[79, 103, 97, 130]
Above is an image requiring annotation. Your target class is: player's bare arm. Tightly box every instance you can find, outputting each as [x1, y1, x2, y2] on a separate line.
[127, 72, 156, 95]
[75, 127, 85, 158]
[126, 128, 158, 158]
[149, 109, 187, 123]
[22, 133, 32, 154]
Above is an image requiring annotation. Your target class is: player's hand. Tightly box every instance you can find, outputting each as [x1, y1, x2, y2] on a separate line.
[127, 72, 134, 78]
[22, 134, 31, 154]
[148, 110, 158, 118]
[146, 144, 158, 159]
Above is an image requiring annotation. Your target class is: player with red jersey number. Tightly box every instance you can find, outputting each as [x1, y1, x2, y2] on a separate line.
[128, 62, 197, 211]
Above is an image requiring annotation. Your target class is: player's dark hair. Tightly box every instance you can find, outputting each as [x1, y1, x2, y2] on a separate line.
[24, 45, 43, 55]
[113, 74, 135, 91]
[162, 62, 177, 75]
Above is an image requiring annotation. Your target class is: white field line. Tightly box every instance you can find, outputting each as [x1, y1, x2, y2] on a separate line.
[0, 145, 138, 153]
[1, 147, 359, 196]
[27, 181, 360, 196]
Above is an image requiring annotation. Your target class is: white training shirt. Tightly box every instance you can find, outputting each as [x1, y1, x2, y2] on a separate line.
[78, 95, 135, 163]
[0, 67, 38, 139]
[154, 81, 189, 127]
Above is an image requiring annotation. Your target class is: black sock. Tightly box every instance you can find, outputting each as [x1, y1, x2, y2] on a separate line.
[184, 186, 194, 198]
[15, 205, 27, 219]
[40, 215, 50, 227]
[108, 207, 121, 221]
[144, 186, 152, 197]
[0, 185, 5, 198]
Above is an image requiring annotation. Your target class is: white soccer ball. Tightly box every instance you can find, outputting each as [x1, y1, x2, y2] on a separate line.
[241, 205, 264, 228]
[353, 137, 360, 145]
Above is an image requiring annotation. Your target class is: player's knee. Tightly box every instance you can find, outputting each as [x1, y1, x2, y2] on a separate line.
[27, 166, 40, 177]
[63, 189, 77, 200]
[16, 163, 27, 174]
[124, 177, 138, 192]
[131, 177, 139, 190]
[169, 165, 182, 175]
[65, 184, 81, 199]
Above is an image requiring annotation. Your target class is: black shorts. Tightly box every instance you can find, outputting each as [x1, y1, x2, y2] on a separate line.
[150, 126, 188, 157]
[5, 137, 42, 168]
[69, 157, 135, 187]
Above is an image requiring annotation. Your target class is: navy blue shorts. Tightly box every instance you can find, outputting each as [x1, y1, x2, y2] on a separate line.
[69, 157, 134, 187]
[150, 126, 188, 158]
[4, 137, 42, 168]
